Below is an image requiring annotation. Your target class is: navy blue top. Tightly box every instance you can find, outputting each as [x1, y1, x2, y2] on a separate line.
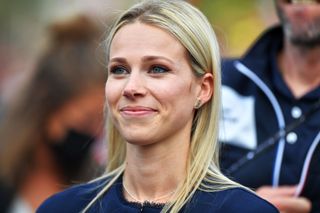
[37, 176, 278, 213]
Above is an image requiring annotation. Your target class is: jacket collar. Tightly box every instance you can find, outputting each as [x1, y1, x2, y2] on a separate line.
[237, 25, 320, 100]
[238, 25, 283, 83]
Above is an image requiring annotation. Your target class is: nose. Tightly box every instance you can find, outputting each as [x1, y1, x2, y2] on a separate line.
[122, 71, 146, 99]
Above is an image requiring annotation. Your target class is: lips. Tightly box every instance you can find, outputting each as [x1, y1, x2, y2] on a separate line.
[119, 106, 157, 116]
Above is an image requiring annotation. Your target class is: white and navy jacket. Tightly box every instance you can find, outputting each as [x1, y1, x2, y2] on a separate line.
[219, 26, 320, 212]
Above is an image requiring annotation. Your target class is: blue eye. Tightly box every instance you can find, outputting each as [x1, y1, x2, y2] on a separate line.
[150, 66, 169, 73]
[110, 66, 128, 75]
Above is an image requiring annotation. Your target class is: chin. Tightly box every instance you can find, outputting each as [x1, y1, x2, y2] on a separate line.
[121, 131, 155, 146]
[125, 138, 155, 146]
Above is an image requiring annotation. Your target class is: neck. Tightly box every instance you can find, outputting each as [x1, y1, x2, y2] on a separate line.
[123, 135, 190, 203]
[278, 39, 320, 98]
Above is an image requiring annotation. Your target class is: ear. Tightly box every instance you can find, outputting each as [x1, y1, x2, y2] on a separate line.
[197, 72, 213, 105]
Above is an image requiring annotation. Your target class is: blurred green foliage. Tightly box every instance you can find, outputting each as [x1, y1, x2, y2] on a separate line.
[0, 0, 277, 78]
[0, 0, 40, 33]
[0, 0, 43, 53]
[193, 0, 276, 57]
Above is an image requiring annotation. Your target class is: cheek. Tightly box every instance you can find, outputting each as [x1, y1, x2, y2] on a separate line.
[105, 79, 120, 109]
[152, 79, 195, 105]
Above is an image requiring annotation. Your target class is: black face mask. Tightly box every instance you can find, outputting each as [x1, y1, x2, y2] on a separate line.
[48, 129, 96, 182]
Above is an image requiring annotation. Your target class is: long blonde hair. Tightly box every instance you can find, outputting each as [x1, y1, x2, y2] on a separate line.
[84, 0, 241, 212]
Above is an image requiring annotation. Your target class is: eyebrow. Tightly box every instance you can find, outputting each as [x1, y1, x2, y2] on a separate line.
[109, 57, 127, 63]
[141, 56, 175, 65]
[109, 55, 175, 65]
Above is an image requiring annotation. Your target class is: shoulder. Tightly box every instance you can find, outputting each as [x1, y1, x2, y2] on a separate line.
[36, 177, 109, 213]
[217, 188, 279, 212]
[186, 188, 279, 213]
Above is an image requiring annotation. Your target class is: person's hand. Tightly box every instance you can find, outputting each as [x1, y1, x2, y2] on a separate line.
[256, 185, 311, 213]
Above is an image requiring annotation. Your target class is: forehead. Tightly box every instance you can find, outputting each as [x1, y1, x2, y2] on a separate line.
[110, 22, 187, 58]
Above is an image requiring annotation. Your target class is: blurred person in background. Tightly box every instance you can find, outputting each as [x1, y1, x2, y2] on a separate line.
[220, 0, 320, 212]
[0, 15, 106, 212]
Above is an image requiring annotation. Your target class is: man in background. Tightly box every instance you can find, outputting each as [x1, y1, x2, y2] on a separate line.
[220, 0, 320, 212]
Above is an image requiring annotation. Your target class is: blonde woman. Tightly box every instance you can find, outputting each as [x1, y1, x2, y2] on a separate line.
[37, 1, 278, 212]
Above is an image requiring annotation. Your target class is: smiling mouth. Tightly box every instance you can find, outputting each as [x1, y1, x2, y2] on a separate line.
[120, 106, 157, 116]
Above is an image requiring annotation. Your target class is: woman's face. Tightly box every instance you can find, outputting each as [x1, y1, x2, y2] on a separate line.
[105, 22, 204, 146]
